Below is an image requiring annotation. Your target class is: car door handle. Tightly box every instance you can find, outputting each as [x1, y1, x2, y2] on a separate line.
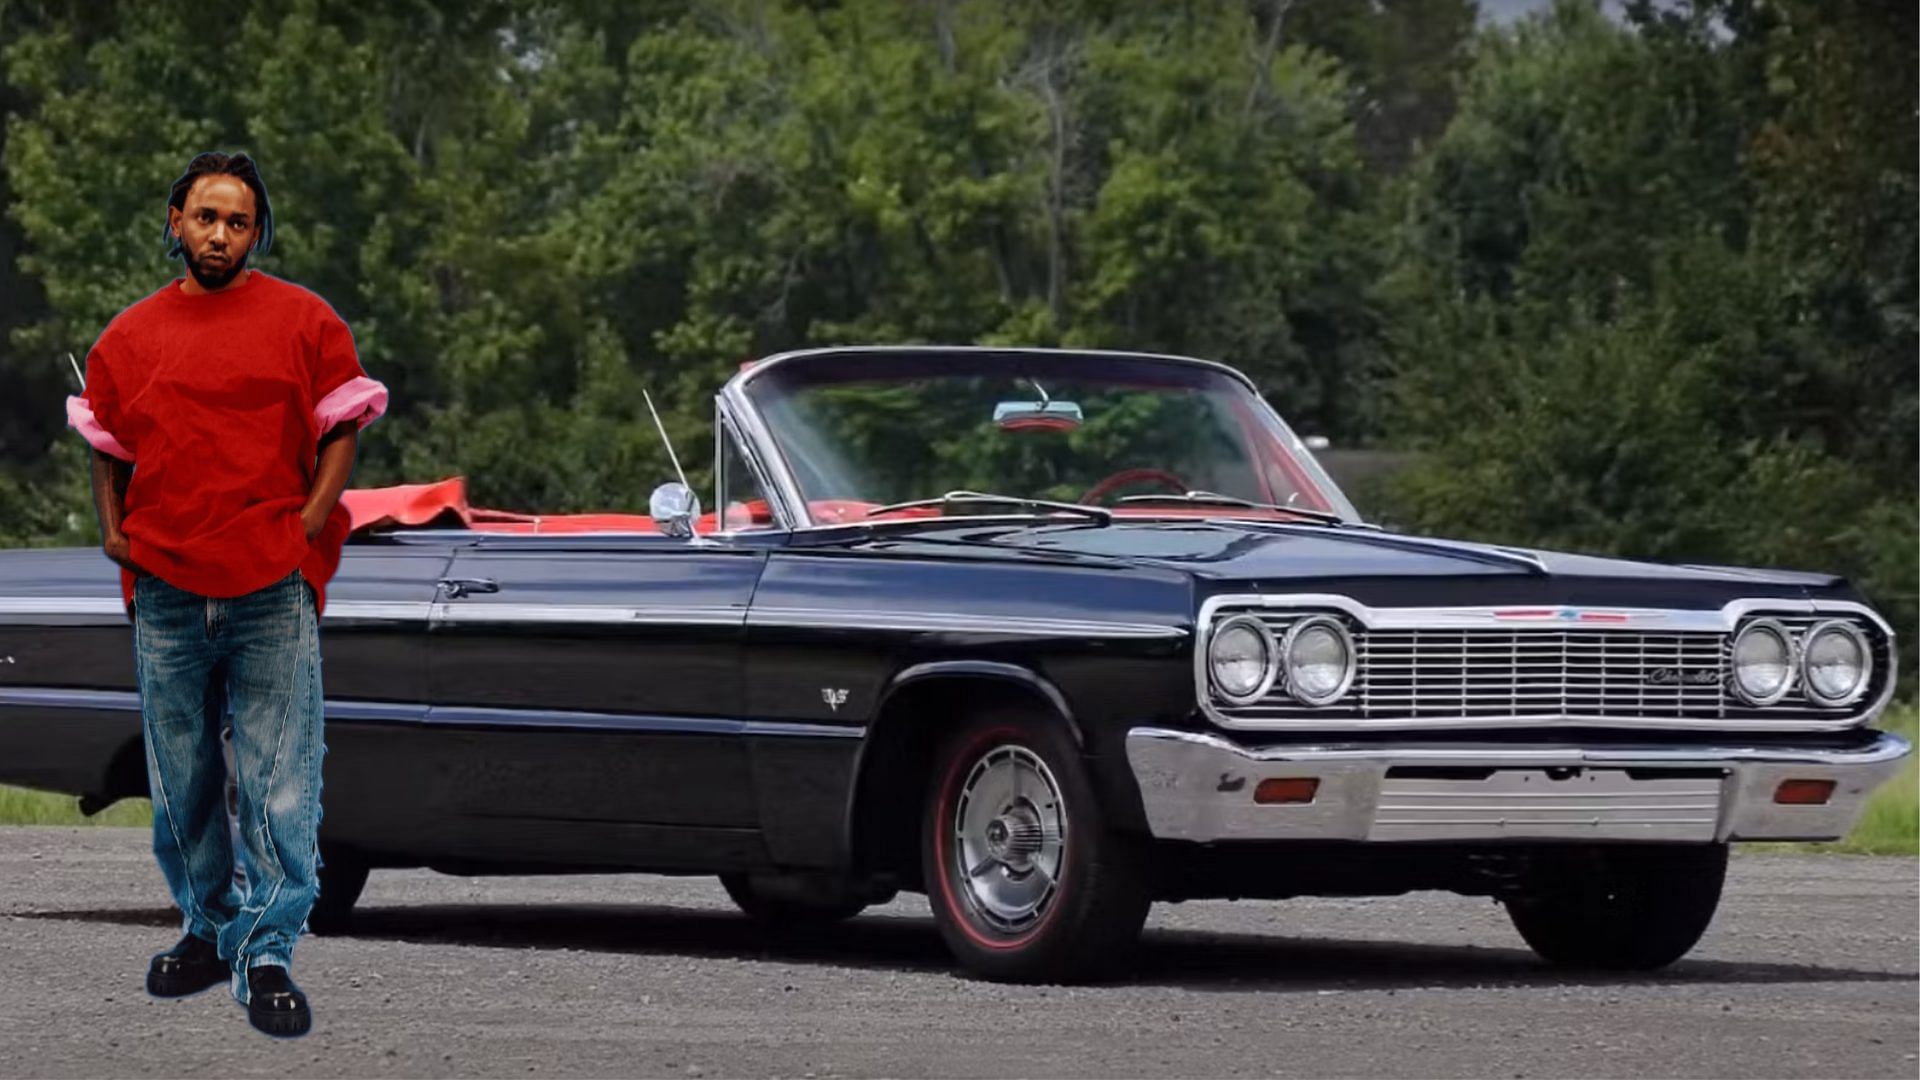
[438, 577, 500, 600]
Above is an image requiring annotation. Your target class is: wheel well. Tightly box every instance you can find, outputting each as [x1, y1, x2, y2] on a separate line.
[849, 676, 1070, 891]
[101, 736, 150, 803]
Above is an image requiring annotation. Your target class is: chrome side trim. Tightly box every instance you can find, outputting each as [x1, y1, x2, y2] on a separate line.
[0, 598, 436, 622]
[1125, 725, 1913, 844]
[1193, 594, 1897, 733]
[742, 720, 864, 739]
[0, 593, 1175, 638]
[749, 606, 1186, 640]
[430, 603, 747, 628]
[0, 598, 126, 617]
[428, 705, 743, 735]
[0, 686, 861, 738]
[328, 600, 435, 622]
[0, 687, 141, 710]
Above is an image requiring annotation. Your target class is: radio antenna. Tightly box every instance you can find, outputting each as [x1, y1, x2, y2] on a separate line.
[642, 389, 691, 491]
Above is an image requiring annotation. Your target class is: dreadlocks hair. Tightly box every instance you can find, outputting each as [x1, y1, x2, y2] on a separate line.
[162, 151, 275, 259]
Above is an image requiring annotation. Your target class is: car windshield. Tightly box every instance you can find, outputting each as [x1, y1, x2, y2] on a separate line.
[740, 351, 1361, 526]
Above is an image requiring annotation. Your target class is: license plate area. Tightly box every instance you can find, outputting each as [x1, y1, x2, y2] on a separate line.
[1368, 767, 1726, 842]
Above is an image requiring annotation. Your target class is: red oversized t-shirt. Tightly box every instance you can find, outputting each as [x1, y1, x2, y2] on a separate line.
[64, 271, 388, 617]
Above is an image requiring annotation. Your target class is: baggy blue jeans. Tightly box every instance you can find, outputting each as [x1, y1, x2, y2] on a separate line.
[131, 568, 325, 1003]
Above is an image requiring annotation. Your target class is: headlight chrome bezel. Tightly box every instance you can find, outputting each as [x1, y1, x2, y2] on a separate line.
[1208, 614, 1279, 705]
[1800, 618, 1873, 708]
[1280, 615, 1357, 707]
[1729, 618, 1797, 706]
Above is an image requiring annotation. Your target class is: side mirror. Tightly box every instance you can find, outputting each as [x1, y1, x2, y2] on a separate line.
[649, 482, 701, 539]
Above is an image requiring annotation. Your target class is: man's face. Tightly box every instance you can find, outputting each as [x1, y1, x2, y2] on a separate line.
[168, 175, 258, 290]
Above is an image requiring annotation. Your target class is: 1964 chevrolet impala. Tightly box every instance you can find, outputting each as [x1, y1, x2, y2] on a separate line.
[1, 346, 1907, 982]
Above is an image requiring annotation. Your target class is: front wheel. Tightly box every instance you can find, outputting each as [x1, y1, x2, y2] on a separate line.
[921, 712, 1151, 983]
[1503, 844, 1728, 970]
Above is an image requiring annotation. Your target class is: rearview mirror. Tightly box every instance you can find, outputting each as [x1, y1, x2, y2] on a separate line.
[649, 482, 701, 538]
[993, 400, 1084, 431]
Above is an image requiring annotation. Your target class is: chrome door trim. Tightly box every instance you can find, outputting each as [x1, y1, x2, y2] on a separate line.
[327, 600, 436, 622]
[0, 597, 127, 618]
[0, 687, 143, 710]
[748, 606, 1187, 640]
[0, 686, 863, 739]
[0, 597, 435, 622]
[429, 602, 749, 629]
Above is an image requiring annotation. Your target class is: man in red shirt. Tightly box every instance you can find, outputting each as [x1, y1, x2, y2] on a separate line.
[66, 151, 386, 1039]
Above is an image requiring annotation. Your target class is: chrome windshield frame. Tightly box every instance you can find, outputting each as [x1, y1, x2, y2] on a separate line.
[719, 345, 1363, 530]
[712, 393, 798, 535]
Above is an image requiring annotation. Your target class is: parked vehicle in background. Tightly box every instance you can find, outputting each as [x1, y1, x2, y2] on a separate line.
[1, 347, 1906, 982]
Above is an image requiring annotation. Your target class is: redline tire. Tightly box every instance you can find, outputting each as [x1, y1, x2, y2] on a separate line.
[1503, 843, 1729, 970]
[921, 711, 1150, 983]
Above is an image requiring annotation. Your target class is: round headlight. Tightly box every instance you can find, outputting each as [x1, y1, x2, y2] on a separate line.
[1281, 615, 1355, 706]
[1208, 616, 1277, 704]
[1801, 620, 1871, 707]
[1730, 619, 1794, 706]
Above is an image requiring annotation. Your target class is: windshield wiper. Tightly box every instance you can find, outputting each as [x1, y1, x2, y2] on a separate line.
[864, 490, 1113, 525]
[1114, 490, 1351, 527]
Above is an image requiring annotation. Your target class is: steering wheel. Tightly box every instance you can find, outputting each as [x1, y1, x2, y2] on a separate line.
[1077, 467, 1190, 506]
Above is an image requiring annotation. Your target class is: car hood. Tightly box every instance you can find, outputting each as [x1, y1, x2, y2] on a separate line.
[869, 520, 1844, 609]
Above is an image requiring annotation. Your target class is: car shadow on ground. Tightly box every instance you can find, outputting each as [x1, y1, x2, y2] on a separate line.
[17, 901, 1917, 993]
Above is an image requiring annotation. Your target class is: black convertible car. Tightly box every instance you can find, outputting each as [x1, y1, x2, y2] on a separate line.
[0, 346, 1906, 982]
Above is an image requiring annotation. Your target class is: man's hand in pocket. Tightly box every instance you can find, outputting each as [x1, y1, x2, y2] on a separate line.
[103, 532, 147, 576]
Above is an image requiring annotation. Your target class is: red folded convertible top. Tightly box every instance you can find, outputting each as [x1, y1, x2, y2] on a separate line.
[340, 477, 668, 535]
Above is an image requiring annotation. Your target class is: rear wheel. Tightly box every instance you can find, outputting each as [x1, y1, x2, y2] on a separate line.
[1503, 844, 1728, 970]
[307, 844, 370, 936]
[921, 711, 1150, 983]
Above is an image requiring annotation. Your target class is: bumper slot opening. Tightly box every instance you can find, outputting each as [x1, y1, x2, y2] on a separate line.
[1384, 766, 1498, 781]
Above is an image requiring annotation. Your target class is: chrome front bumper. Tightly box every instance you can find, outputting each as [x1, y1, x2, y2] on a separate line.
[1125, 727, 1912, 844]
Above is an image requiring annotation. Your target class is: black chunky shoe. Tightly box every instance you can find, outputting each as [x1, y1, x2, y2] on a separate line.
[146, 933, 227, 998]
[243, 965, 312, 1038]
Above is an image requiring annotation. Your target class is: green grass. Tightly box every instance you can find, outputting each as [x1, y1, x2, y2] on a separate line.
[1810, 699, 1918, 856]
[2, 705, 1915, 852]
[0, 784, 151, 827]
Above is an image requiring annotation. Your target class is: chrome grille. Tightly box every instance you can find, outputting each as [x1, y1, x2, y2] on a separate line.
[1360, 628, 1727, 718]
[1207, 608, 1889, 728]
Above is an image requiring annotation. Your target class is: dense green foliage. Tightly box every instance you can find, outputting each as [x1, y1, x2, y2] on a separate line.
[0, 0, 1912, 655]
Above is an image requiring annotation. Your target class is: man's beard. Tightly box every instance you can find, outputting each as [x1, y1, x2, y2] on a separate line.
[184, 247, 247, 290]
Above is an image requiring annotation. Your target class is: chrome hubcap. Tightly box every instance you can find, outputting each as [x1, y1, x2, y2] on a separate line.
[953, 744, 1066, 932]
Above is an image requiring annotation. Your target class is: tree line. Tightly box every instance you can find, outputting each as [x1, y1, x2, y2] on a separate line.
[1, 0, 1912, 656]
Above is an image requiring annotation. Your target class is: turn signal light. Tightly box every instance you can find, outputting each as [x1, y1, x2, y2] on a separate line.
[1773, 779, 1836, 805]
[1254, 777, 1320, 805]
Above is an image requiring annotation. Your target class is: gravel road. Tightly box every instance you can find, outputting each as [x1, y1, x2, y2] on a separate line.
[0, 826, 1913, 1078]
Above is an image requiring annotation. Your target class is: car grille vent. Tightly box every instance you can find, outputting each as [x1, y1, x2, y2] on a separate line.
[1211, 610, 1889, 727]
